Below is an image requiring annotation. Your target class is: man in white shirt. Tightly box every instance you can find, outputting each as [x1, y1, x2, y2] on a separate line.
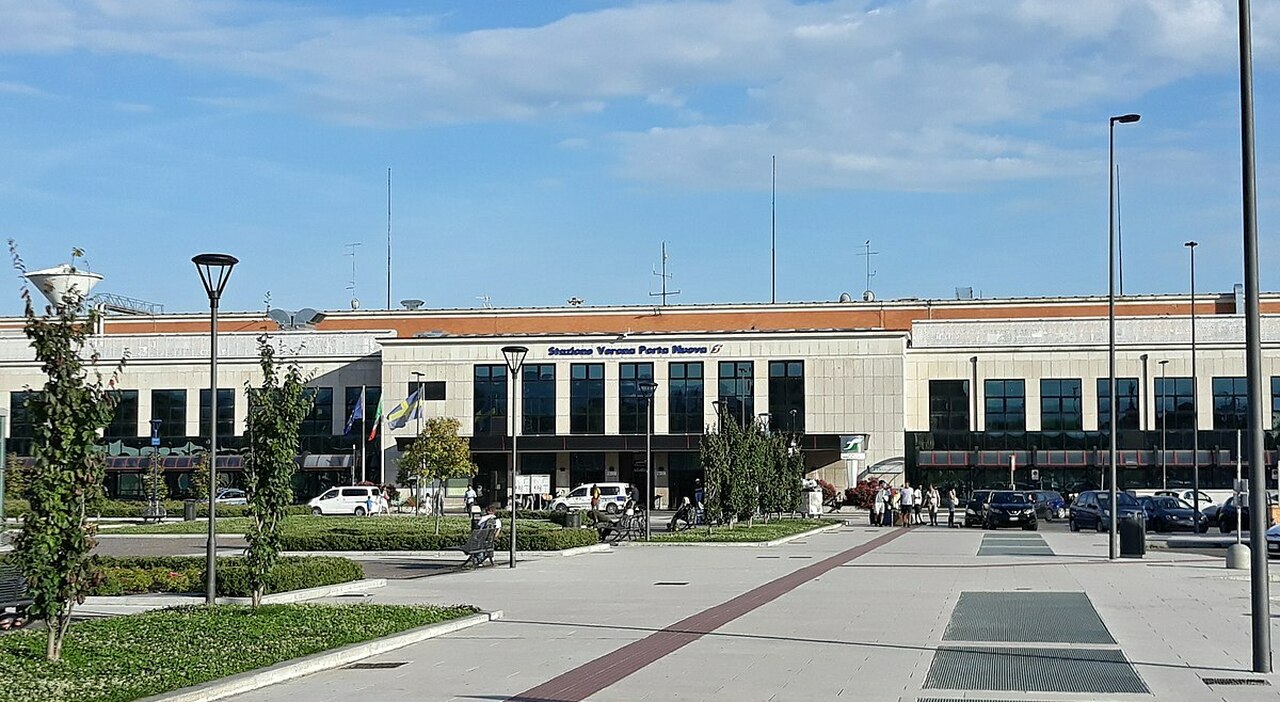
[476, 505, 502, 534]
[899, 485, 915, 527]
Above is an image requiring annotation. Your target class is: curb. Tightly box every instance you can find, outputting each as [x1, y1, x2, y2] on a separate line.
[279, 543, 612, 559]
[136, 610, 503, 702]
[219, 578, 387, 605]
[631, 522, 844, 547]
[98, 534, 247, 540]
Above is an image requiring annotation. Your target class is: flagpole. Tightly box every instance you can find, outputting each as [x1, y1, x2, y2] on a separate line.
[360, 385, 367, 483]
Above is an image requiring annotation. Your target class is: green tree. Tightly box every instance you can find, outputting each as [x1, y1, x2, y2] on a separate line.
[189, 452, 210, 501]
[398, 417, 475, 534]
[141, 452, 169, 504]
[242, 336, 312, 607]
[10, 243, 125, 661]
[3, 454, 28, 499]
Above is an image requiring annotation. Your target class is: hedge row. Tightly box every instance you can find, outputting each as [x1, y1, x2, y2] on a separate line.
[3, 498, 311, 520]
[90, 555, 364, 598]
[277, 520, 598, 552]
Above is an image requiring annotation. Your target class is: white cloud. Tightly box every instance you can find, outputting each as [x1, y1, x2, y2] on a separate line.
[0, 0, 1274, 190]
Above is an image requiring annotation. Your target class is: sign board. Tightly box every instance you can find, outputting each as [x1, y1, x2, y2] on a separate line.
[515, 474, 551, 495]
[840, 434, 868, 461]
[1030, 469, 1040, 481]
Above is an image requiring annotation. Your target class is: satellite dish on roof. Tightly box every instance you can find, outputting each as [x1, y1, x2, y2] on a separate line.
[295, 308, 321, 326]
[267, 309, 292, 328]
[862, 290, 876, 302]
[838, 292, 852, 303]
[268, 308, 322, 330]
[401, 299, 424, 310]
[25, 264, 104, 309]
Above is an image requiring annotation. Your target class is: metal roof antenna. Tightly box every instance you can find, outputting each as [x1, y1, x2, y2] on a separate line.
[345, 242, 362, 310]
[649, 241, 681, 306]
[476, 295, 492, 309]
[858, 240, 878, 302]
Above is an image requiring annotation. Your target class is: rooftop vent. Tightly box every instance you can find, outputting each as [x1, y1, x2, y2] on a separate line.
[955, 286, 974, 300]
[400, 299, 424, 310]
[25, 263, 103, 309]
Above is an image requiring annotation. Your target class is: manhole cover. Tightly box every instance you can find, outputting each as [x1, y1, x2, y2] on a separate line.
[1203, 678, 1271, 686]
[925, 646, 1147, 693]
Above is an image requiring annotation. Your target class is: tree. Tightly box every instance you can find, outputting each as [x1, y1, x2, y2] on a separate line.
[10, 243, 125, 661]
[242, 336, 312, 607]
[3, 455, 28, 500]
[398, 417, 475, 534]
[141, 452, 169, 505]
[189, 452, 210, 501]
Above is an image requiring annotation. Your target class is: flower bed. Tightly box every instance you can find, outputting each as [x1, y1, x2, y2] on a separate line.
[0, 604, 477, 702]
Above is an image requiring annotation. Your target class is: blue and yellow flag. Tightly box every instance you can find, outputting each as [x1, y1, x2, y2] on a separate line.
[386, 388, 423, 430]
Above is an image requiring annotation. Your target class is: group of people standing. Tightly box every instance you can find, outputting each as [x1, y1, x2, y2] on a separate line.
[871, 481, 960, 528]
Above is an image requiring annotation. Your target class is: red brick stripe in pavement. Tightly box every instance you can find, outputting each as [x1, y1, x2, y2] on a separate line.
[508, 527, 909, 702]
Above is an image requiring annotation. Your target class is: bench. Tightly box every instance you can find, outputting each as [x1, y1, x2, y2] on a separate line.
[0, 562, 31, 630]
[457, 525, 498, 568]
[594, 510, 645, 543]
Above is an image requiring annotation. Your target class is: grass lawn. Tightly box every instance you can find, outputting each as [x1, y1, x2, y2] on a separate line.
[647, 519, 837, 543]
[0, 604, 477, 702]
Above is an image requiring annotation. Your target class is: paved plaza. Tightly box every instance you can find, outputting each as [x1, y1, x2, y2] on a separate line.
[183, 522, 1280, 702]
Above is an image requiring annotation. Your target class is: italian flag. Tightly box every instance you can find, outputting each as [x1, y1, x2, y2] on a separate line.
[367, 399, 383, 441]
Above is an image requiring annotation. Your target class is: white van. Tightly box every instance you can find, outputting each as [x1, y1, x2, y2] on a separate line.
[552, 483, 632, 514]
[308, 486, 385, 516]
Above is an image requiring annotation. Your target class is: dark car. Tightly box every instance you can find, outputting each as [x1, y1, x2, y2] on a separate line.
[1216, 494, 1279, 533]
[1069, 490, 1142, 533]
[1027, 490, 1067, 522]
[1137, 495, 1208, 533]
[983, 491, 1039, 531]
[963, 490, 994, 528]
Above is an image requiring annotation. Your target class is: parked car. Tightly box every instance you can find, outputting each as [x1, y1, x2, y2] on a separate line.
[1266, 524, 1280, 559]
[1216, 494, 1279, 533]
[1069, 490, 1142, 533]
[1026, 490, 1067, 521]
[983, 491, 1038, 531]
[307, 486, 386, 516]
[551, 483, 633, 514]
[963, 490, 995, 528]
[1137, 495, 1208, 533]
[1153, 489, 1217, 512]
[214, 488, 248, 506]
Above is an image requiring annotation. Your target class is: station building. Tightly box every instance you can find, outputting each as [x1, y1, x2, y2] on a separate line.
[3, 289, 1280, 503]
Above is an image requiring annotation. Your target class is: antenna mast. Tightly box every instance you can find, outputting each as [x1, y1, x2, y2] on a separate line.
[771, 154, 776, 304]
[858, 240, 879, 299]
[649, 242, 681, 306]
[345, 242, 362, 309]
[386, 167, 392, 310]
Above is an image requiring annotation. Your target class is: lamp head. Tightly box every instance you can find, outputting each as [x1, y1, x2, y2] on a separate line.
[1111, 113, 1141, 124]
[638, 380, 658, 399]
[501, 345, 529, 374]
[1184, 240, 1198, 249]
[192, 253, 239, 302]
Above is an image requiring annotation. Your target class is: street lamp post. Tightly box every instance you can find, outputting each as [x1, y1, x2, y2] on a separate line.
[1158, 360, 1168, 490]
[501, 346, 528, 569]
[1186, 241, 1200, 525]
[193, 253, 238, 606]
[0, 410, 7, 526]
[639, 380, 658, 539]
[1108, 112, 1140, 561]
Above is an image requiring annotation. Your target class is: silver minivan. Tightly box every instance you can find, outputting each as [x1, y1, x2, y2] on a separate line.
[308, 486, 385, 516]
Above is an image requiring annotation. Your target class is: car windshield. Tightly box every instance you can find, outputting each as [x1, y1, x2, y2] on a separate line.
[1097, 493, 1139, 508]
[991, 492, 1028, 504]
[1155, 497, 1190, 510]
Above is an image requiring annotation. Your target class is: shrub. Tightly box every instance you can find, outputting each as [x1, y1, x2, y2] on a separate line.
[87, 555, 363, 598]
[276, 518, 597, 552]
[844, 479, 880, 510]
[217, 556, 363, 597]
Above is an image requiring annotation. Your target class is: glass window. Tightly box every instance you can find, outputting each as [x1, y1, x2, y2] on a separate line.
[299, 387, 334, 436]
[929, 380, 969, 432]
[768, 361, 805, 432]
[619, 363, 655, 434]
[1272, 377, 1280, 430]
[409, 381, 446, 401]
[1040, 378, 1082, 431]
[1155, 377, 1195, 430]
[717, 361, 754, 427]
[105, 390, 138, 440]
[1212, 377, 1248, 430]
[199, 388, 236, 440]
[984, 379, 1025, 431]
[150, 389, 187, 438]
[570, 363, 605, 434]
[7, 391, 38, 439]
[668, 362, 704, 435]
[473, 365, 508, 436]
[522, 364, 556, 435]
[569, 452, 605, 485]
[344, 386, 382, 436]
[1097, 378, 1140, 431]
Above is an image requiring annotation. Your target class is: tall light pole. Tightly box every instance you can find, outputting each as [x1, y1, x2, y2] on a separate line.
[1185, 241, 1199, 528]
[501, 346, 528, 569]
[1236, 0, 1271, 672]
[639, 380, 658, 539]
[1158, 360, 1168, 490]
[193, 253, 238, 606]
[1108, 112, 1140, 560]
[0, 410, 7, 526]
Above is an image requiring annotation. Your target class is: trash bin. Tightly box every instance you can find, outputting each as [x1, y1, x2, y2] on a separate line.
[1119, 513, 1145, 558]
[183, 499, 196, 521]
[567, 511, 582, 529]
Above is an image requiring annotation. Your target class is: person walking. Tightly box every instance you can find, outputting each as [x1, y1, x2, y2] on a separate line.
[946, 487, 959, 528]
[913, 485, 924, 525]
[872, 480, 886, 527]
[899, 484, 914, 527]
[590, 483, 602, 512]
[882, 485, 895, 527]
[927, 485, 940, 526]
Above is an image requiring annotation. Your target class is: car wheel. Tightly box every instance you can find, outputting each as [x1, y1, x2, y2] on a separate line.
[554, 503, 568, 513]
[1024, 522, 1038, 531]
[1069, 518, 1079, 532]
[354, 507, 367, 517]
[311, 507, 322, 516]
[1220, 522, 1231, 534]
[605, 503, 619, 515]
[1095, 518, 1106, 533]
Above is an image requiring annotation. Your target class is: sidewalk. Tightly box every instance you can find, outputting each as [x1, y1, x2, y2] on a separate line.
[214, 523, 1280, 702]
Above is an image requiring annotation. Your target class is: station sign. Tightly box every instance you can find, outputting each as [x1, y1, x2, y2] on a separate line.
[547, 343, 723, 357]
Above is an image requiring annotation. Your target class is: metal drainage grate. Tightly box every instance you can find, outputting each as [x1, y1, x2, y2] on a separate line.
[346, 662, 409, 670]
[976, 546, 1055, 557]
[944, 592, 1114, 644]
[981, 533, 1043, 539]
[756, 555, 781, 559]
[917, 699, 1074, 702]
[788, 555, 813, 559]
[654, 581, 689, 586]
[1203, 678, 1271, 686]
[924, 646, 1147, 694]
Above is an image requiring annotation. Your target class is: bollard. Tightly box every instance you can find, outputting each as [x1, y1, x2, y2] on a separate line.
[1226, 543, 1250, 570]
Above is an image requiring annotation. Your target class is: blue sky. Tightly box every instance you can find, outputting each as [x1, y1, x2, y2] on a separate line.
[1, 0, 1278, 316]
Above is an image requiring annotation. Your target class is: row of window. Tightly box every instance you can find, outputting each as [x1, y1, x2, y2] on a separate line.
[473, 360, 806, 436]
[929, 376, 1277, 433]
